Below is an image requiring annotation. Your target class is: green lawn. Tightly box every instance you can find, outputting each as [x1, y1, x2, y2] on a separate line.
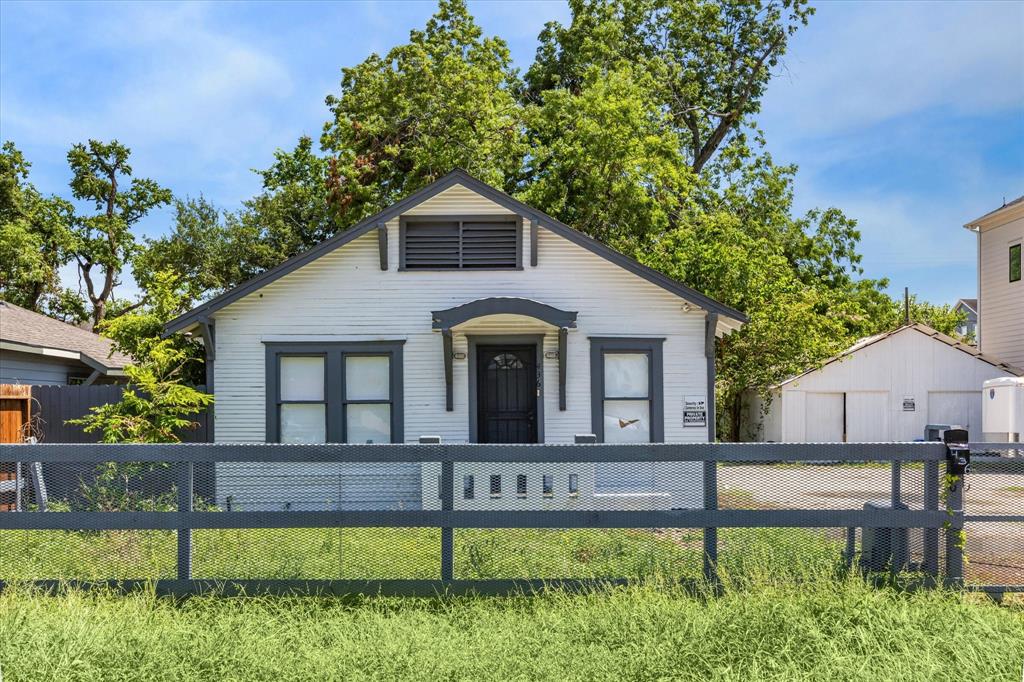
[0, 579, 1020, 681]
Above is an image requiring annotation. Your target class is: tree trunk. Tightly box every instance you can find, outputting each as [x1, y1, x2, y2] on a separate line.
[91, 299, 106, 331]
[729, 392, 742, 443]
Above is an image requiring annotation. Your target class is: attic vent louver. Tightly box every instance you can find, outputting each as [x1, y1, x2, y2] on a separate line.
[401, 217, 521, 270]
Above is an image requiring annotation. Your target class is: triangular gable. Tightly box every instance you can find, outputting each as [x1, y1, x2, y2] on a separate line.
[774, 323, 1022, 389]
[166, 169, 747, 335]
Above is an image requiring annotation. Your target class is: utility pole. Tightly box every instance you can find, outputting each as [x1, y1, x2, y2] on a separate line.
[904, 287, 910, 325]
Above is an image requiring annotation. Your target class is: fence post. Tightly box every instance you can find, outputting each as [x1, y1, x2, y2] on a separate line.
[943, 431, 967, 587]
[422, 436, 452, 581]
[176, 460, 193, 580]
[890, 459, 908, 571]
[703, 313, 719, 585]
[703, 459, 718, 583]
[922, 459, 940, 578]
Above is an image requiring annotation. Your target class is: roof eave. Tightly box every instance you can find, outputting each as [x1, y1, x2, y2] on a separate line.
[0, 339, 125, 374]
[163, 169, 749, 335]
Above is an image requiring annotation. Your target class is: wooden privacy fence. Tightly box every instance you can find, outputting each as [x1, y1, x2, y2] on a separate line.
[0, 384, 211, 508]
[27, 385, 210, 444]
[2, 440, 1009, 597]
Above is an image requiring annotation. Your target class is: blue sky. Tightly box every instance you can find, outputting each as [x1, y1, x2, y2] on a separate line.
[1, 0, 1022, 304]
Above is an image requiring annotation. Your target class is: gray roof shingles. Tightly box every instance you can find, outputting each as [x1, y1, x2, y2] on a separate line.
[0, 300, 132, 371]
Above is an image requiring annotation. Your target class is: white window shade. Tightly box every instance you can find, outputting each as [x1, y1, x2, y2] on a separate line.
[603, 399, 651, 443]
[280, 356, 324, 401]
[604, 353, 649, 397]
[345, 356, 390, 400]
[280, 403, 326, 443]
[347, 403, 391, 444]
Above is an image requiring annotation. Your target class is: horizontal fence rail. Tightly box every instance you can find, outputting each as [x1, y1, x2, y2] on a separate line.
[0, 440, 1018, 597]
[1, 442, 948, 462]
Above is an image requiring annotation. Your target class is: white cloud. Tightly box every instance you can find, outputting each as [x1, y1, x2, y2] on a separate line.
[1, 2, 294, 163]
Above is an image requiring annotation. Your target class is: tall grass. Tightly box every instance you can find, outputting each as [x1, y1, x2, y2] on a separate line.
[0, 578, 1021, 681]
[2, 526, 850, 583]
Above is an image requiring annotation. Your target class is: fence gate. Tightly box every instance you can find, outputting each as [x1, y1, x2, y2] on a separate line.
[0, 386, 32, 512]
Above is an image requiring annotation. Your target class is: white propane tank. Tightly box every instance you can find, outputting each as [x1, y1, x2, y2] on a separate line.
[982, 376, 1024, 442]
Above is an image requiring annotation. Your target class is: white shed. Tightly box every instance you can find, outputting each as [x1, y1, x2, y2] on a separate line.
[742, 324, 1022, 443]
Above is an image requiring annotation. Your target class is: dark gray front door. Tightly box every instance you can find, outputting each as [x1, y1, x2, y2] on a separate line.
[476, 346, 538, 443]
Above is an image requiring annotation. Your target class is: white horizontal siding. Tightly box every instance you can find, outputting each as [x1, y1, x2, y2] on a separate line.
[978, 215, 1024, 368]
[210, 183, 709, 509]
[212, 183, 709, 445]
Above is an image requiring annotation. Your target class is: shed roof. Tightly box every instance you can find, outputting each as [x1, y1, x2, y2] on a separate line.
[0, 301, 131, 374]
[165, 169, 747, 337]
[773, 323, 1022, 388]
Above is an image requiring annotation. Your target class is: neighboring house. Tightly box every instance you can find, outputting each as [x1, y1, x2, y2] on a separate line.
[964, 196, 1024, 368]
[741, 324, 1021, 443]
[165, 169, 746, 511]
[0, 301, 130, 385]
[953, 298, 977, 341]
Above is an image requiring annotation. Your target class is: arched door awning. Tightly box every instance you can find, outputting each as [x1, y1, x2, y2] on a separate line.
[431, 297, 577, 331]
[430, 298, 577, 412]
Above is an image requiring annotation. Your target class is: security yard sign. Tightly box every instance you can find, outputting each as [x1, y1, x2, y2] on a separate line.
[684, 395, 707, 427]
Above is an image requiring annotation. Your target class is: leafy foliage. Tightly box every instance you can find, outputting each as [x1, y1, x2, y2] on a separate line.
[67, 337, 212, 444]
[320, 0, 526, 223]
[70, 271, 211, 449]
[526, 0, 815, 174]
[0, 141, 78, 317]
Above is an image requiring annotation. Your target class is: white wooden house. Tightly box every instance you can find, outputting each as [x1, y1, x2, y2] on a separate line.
[165, 170, 746, 511]
[742, 324, 1021, 443]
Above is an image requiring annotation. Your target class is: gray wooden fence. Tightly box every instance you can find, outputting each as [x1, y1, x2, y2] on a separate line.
[1, 440, 995, 597]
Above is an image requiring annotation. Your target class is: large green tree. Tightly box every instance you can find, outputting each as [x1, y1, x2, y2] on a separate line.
[132, 0, 958, 440]
[320, 0, 526, 223]
[526, 0, 814, 174]
[0, 141, 78, 316]
[66, 140, 172, 329]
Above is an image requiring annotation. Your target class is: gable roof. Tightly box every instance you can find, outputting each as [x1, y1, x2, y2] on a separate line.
[0, 300, 131, 374]
[165, 169, 747, 335]
[964, 194, 1024, 231]
[773, 323, 1022, 388]
[954, 298, 977, 314]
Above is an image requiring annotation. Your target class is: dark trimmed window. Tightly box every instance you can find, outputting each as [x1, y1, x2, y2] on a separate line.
[490, 474, 502, 497]
[265, 341, 404, 443]
[1011, 243, 1021, 283]
[589, 338, 665, 443]
[464, 475, 475, 500]
[399, 216, 522, 270]
[517, 474, 527, 497]
[542, 474, 553, 497]
[568, 473, 579, 496]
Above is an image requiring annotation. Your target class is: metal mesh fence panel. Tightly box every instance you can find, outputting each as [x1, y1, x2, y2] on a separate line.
[0, 530, 177, 580]
[717, 458, 941, 580]
[449, 460, 703, 580]
[190, 528, 440, 580]
[964, 454, 1024, 587]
